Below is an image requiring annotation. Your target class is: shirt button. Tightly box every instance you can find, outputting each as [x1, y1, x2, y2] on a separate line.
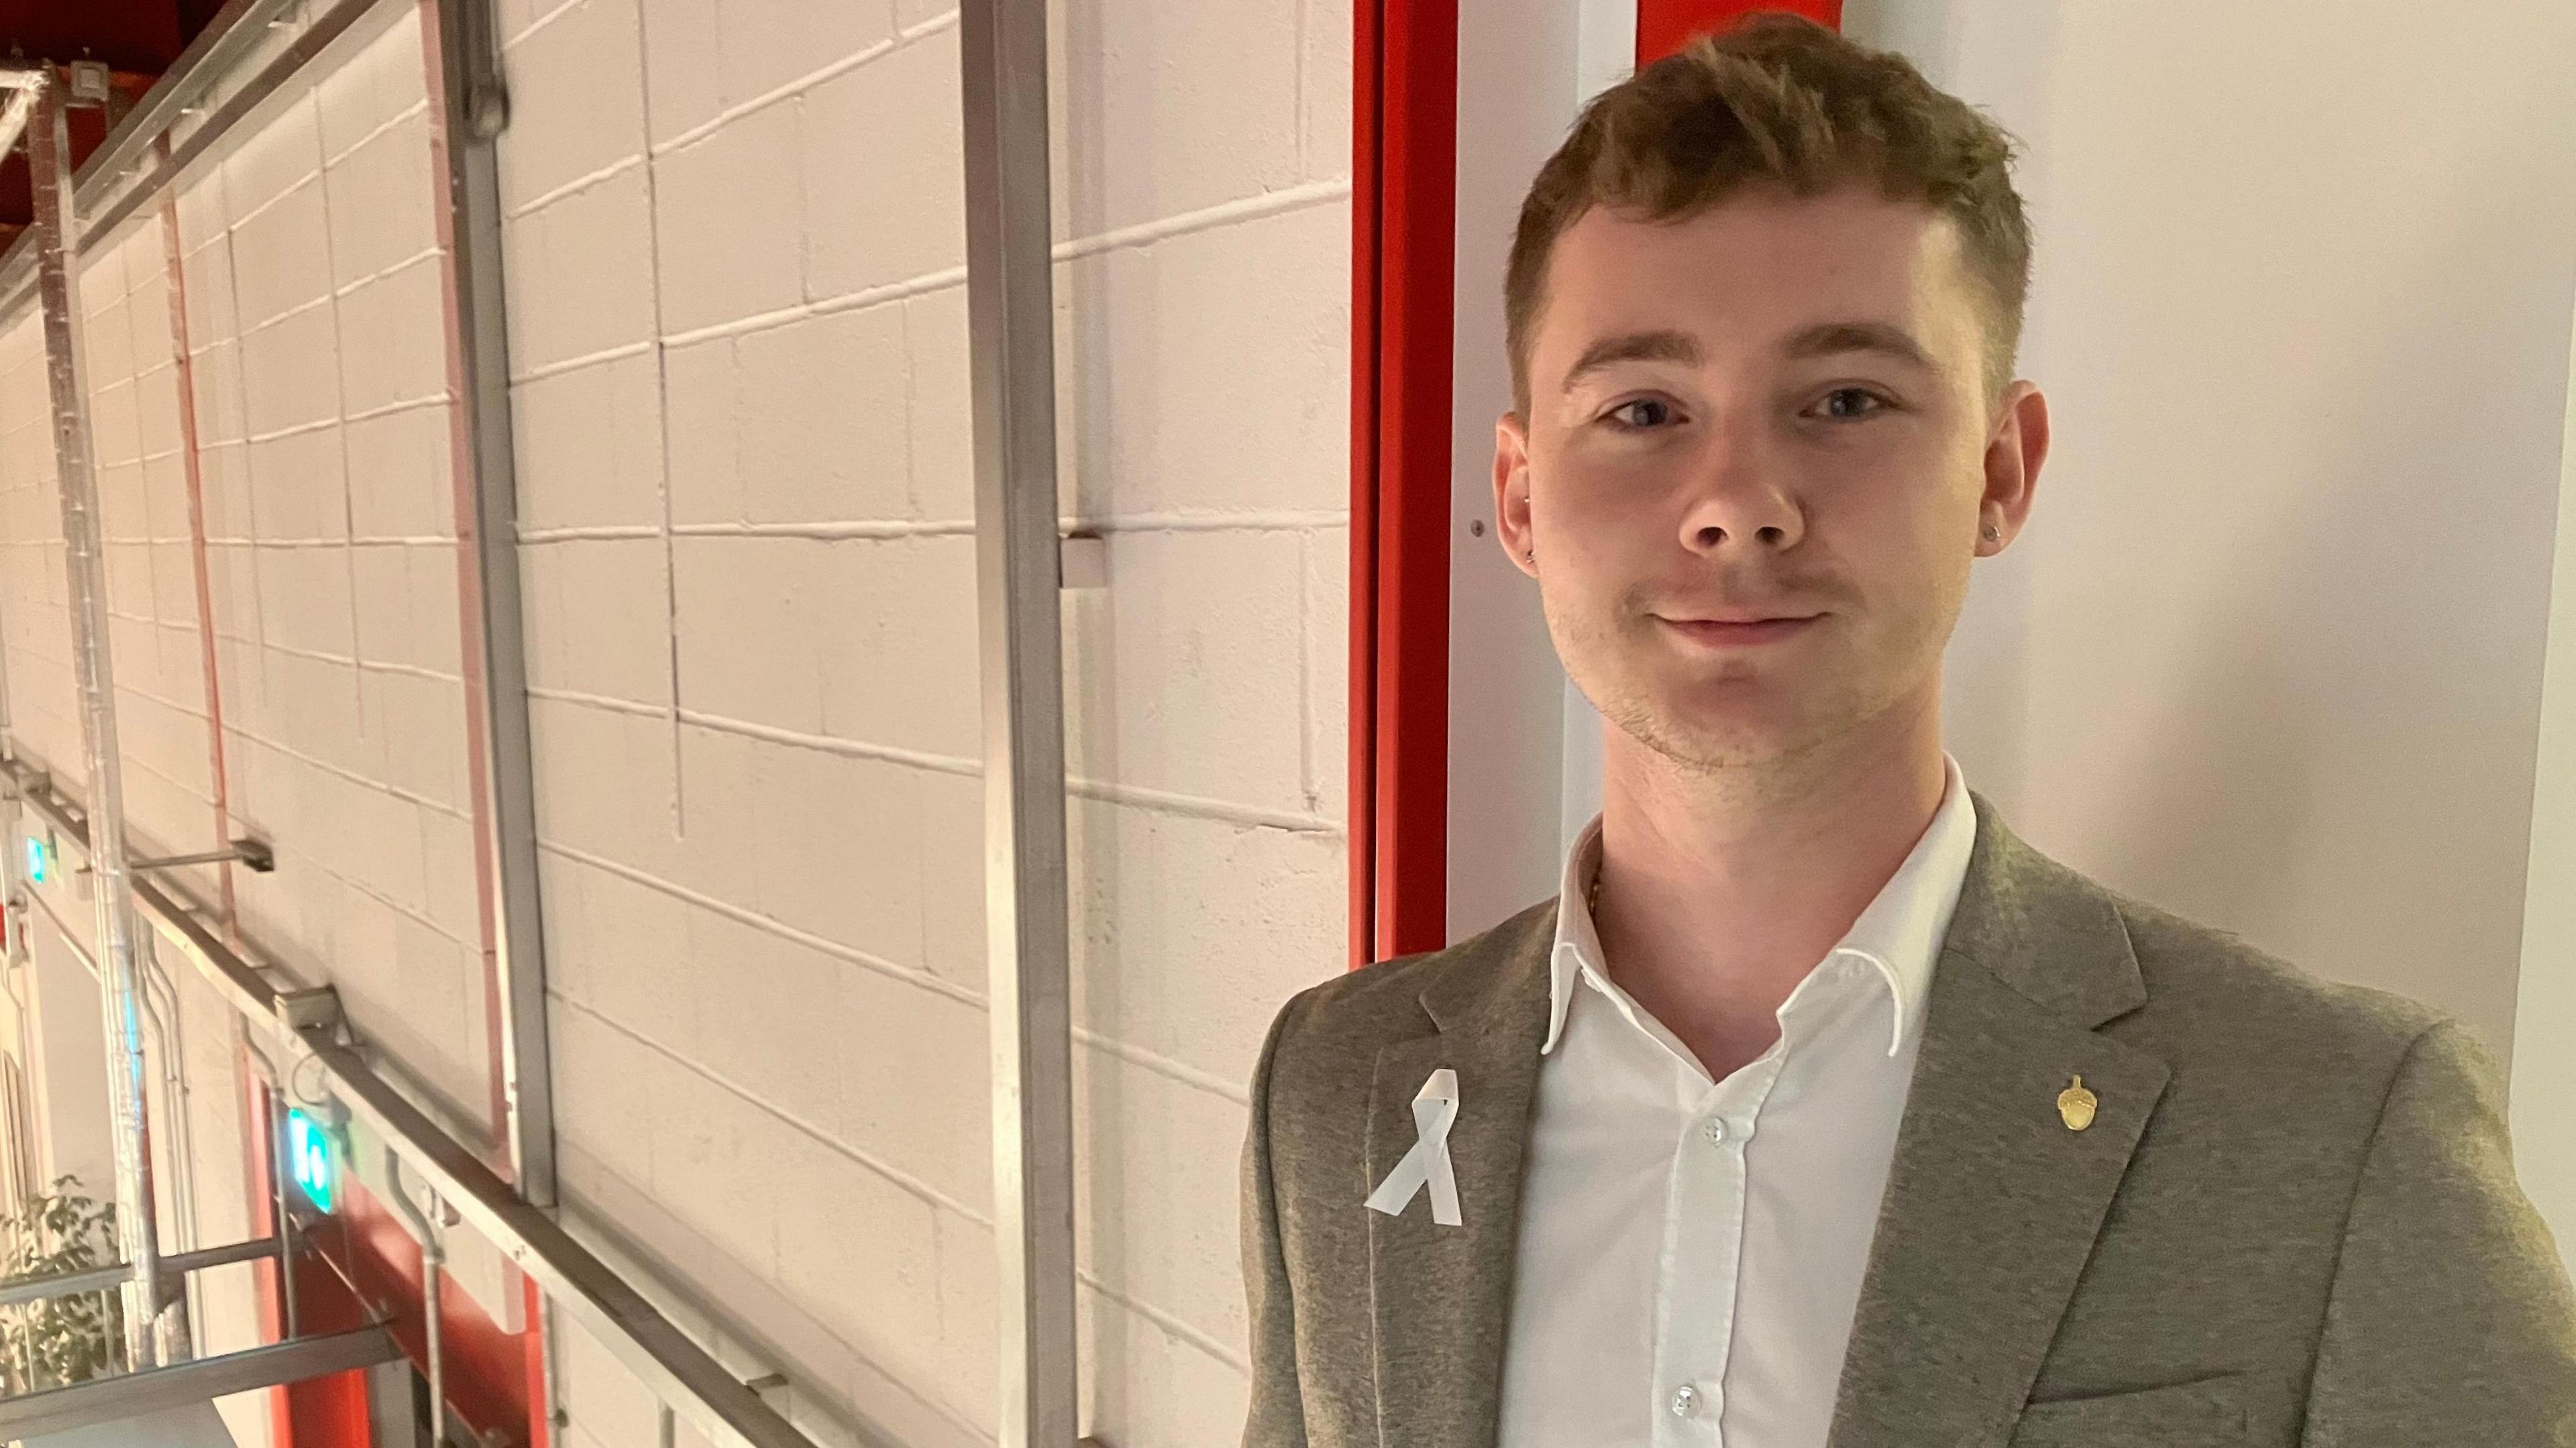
[1705, 1117, 1729, 1146]
[1670, 1384, 1697, 1417]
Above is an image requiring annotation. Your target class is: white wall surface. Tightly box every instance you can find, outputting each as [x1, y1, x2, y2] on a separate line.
[493, 0, 1351, 1443]
[1836, 0, 2576, 1077]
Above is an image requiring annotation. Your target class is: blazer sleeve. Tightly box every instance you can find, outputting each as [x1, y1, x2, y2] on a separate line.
[1242, 993, 1312, 1448]
[2300, 1017, 2576, 1445]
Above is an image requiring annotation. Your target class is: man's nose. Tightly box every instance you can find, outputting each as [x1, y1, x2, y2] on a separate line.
[1676, 430, 1804, 554]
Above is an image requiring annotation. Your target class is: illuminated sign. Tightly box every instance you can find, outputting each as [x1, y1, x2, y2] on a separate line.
[286, 1108, 337, 1213]
[22, 836, 44, 885]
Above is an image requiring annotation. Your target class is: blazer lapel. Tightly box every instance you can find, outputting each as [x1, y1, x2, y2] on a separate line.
[1366, 900, 1556, 1448]
[1827, 795, 2174, 1448]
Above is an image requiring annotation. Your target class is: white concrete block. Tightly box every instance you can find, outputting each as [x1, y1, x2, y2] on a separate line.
[496, 0, 648, 216]
[255, 543, 356, 659]
[660, 335, 739, 524]
[1060, 529, 1307, 812]
[316, 8, 426, 164]
[90, 379, 142, 474]
[733, 305, 910, 524]
[245, 427, 348, 543]
[744, 744, 924, 969]
[716, 2, 892, 115]
[643, 1060, 783, 1272]
[1071, 1048, 1250, 1355]
[512, 347, 665, 532]
[237, 304, 343, 439]
[228, 179, 333, 331]
[821, 957, 991, 1216]
[335, 260, 449, 417]
[1063, 795, 1340, 1087]
[902, 286, 971, 522]
[360, 669, 468, 812]
[1055, 200, 1349, 518]
[801, 30, 966, 300]
[651, 101, 806, 335]
[521, 537, 674, 705]
[1077, 1283, 1252, 1448]
[768, 1127, 943, 1385]
[1304, 0, 1356, 176]
[501, 167, 659, 374]
[86, 299, 135, 396]
[1051, 0, 1300, 239]
[225, 94, 324, 219]
[529, 694, 682, 879]
[637, 0, 724, 145]
[342, 402, 453, 540]
[1305, 525, 1347, 820]
[323, 108, 436, 286]
[670, 536, 826, 733]
[930, 1213, 1000, 1437]
[818, 534, 980, 760]
[557, 1308, 670, 1448]
[189, 339, 247, 449]
[916, 768, 983, 993]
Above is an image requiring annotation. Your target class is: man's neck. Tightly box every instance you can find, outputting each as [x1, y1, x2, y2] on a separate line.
[1589, 693, 1950, 1082]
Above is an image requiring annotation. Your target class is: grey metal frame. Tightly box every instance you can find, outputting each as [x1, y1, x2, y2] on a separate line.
[0, 1325, 402, 1439]
[958, 1, 1081, 1444]
[422, 0, 558, 1211]
[1, 759, 824, 1448]
[21, 63, 166, 1374]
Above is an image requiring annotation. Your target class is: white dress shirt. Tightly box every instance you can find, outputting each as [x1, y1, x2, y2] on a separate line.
[1495, 753, 1979, 1448]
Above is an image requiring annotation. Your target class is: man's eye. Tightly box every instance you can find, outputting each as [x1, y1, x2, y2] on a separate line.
[1605, 398, 1676, 429]
[1812, 388, 1889, 421]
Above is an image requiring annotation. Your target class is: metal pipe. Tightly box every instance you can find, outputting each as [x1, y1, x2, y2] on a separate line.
[382, 1147, 445, 1447]
[958, 1, 1081, 1443]
[69, 0, 300, 200]
[418, 0, 558, 1211]
[0, 0, 396, 327]
[0, 758, 824, 1448]
[26, 70, 162, 1374]
[0, 1234, 282, 1308]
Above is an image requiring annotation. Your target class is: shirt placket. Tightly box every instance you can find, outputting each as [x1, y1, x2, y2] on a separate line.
[1650, 1038, 1792, 1447]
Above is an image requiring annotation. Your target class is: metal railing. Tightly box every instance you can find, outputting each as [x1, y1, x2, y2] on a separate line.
[0, 755, 821, 1448]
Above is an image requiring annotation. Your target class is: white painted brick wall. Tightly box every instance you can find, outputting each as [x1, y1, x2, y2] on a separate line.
[495, 0, 1353, 1437]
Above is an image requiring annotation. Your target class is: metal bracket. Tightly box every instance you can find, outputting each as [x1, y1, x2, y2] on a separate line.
[64, 60, 109, 106]
[83, 836, 275, 874]
[273, 984, 343, 1038]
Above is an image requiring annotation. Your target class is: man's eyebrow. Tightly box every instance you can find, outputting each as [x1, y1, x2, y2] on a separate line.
[1780, 321, 1937, 370]
[1560, 330, 1702, 392]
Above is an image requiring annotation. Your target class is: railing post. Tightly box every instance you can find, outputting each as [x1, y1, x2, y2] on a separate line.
[24, 64, 164, 1372]
[958, 0, 1081, 1443]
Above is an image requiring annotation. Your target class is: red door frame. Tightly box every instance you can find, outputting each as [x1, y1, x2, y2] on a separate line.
[1348, 1, 1840, 969]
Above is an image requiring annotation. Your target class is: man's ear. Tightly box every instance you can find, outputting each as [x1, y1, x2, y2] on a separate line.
[1495, 411, 1538, 578]
[1977, 381, 2049, 555]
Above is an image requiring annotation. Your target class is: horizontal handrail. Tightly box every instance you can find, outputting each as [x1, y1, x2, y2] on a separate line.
[0, 755, 827, 1448]
[0, 1234, 280, 1308]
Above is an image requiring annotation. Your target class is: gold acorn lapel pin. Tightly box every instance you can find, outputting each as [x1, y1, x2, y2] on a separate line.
[2057, 1073, 2098, 1131]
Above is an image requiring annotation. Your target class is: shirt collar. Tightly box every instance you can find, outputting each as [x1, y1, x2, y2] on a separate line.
[1543, 751, 1979, 1061]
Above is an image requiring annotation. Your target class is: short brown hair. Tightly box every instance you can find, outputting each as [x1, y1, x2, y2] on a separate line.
[1505, 14, 2032, 412]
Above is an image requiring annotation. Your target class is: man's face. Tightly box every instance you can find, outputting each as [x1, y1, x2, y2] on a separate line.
[1494, 186, 2044, 774]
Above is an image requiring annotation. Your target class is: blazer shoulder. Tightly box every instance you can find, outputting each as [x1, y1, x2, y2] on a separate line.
[2103, 885, 2459, 1078]
[1260, 898, 1557, 1075]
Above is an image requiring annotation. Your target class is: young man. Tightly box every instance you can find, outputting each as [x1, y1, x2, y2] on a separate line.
[1240, 17, 2576, 1448]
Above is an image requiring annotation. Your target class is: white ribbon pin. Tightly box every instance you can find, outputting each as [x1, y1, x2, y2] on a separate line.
[1366, 1067, 1462, 1227]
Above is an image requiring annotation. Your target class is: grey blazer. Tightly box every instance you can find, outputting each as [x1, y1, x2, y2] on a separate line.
[1240, 792, 2576, 1447]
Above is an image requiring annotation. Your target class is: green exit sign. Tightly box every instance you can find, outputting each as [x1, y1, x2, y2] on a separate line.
[286, 1108, 337, 1213]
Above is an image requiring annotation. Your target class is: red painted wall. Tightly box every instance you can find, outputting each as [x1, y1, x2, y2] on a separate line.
[1638, 0, 1843, 63]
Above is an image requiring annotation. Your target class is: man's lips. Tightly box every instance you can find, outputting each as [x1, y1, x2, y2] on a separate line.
[1654, 613, 1823, 647]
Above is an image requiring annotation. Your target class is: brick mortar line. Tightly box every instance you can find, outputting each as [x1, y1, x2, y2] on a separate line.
[506, 176, 1350, 385]
[527, 683, 1344, 834]
[520, 509, 1348, 544]
[545, 987, 985, 1223]
[551, 988, 1269, 1378]
[220, 636, 463, 688]
[647, 9, 961, 164]
[538, 834, 1264, 1107]
[212, 710, 474, 822]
